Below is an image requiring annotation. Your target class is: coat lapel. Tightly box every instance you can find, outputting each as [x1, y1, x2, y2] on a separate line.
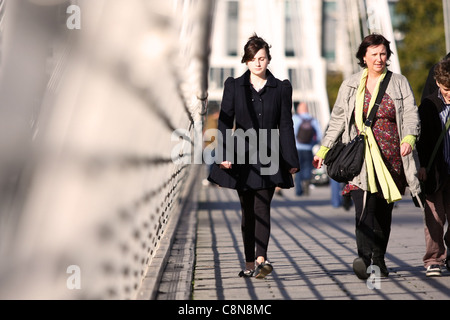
[234, 70, 280, 130]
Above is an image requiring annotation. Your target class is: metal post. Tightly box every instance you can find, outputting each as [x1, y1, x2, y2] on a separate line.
[364, 0, 401, 73]
[444, 0, 450, 53]
[290, 0, 330, 130]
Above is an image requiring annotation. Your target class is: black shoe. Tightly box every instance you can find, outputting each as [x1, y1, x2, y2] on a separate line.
[446, 255, 450, 272]
[353, 257, 369, 279]
[373, 259, 389, 277]
[238, 269, 254, 278]
[255, 261, 273, 279]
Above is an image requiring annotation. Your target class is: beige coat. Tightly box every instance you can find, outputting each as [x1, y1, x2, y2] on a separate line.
[322, 70, 422, 197]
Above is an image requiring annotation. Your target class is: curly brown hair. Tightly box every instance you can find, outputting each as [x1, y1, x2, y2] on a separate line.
[434, 57, 450, 88]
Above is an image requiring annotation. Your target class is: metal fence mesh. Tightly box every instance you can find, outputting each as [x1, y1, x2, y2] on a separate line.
[0, 0, 213, 299]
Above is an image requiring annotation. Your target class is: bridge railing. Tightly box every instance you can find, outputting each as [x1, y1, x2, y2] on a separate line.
[0, 0, 214, 299]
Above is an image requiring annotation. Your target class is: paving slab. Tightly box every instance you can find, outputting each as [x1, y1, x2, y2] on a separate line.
[156, 167, 450, 301]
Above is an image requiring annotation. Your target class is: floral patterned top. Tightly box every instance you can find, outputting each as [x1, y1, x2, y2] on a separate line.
[343, 89, 407, 196]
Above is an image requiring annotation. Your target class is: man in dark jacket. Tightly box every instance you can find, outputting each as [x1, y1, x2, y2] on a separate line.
[417, 57, 450, 277]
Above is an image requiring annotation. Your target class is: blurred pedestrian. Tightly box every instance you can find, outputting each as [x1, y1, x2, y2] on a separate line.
[312, 34, 422, 280]
[292, 102, 321, 196]
[208, 34, 299, 279]
[202, 103, 220, 186]
[330, 178, 343, 208]
[417, 57, 450, 277]
[330, 179, 352, 210]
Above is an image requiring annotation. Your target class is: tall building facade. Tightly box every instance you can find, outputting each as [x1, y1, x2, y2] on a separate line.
[208, 0, 330, 129]
[208, 0, 401, 130]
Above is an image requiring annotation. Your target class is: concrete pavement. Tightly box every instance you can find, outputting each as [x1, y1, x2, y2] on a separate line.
[156, 167, 450, 301]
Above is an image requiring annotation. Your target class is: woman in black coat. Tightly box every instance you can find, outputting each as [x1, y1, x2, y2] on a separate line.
[208, 34, 299, 278]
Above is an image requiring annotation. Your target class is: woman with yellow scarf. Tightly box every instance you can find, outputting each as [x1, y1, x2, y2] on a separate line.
[313, 34, 422, 280]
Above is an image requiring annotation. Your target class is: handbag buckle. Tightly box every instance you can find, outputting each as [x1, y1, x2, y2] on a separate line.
[364, 103, 380, 127]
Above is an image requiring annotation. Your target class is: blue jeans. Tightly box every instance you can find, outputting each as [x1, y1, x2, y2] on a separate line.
[331, 179, 343, 207]
[295, 149, 313, 195]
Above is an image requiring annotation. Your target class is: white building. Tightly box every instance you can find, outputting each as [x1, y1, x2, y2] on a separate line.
[208, 0, 401, 130]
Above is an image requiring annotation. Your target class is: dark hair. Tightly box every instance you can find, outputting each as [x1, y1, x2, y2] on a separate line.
[356, 33, 393, 68]
[434, 57, 450, 88]
[241, 33, 272, 64]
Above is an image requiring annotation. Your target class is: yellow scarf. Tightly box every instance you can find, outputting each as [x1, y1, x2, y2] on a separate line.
[355, 68, 402, 203]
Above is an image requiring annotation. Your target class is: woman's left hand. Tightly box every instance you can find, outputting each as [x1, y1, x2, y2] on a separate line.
[312, 155, 323, 169]
[289, 168, 299, 174]
[400, 142, 412, 156]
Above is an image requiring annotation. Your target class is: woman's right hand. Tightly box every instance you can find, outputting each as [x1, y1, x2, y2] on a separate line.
[220, 161, 232, 169]
[312, 155, 323, 169]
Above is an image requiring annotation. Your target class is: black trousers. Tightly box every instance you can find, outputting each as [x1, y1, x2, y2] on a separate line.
[237, 187, 275, 263]
[351, 189, 394, 264]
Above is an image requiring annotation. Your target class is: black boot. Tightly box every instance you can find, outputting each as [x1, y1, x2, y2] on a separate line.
[353, 229, 372, 279]
[372, 230, 390, 277]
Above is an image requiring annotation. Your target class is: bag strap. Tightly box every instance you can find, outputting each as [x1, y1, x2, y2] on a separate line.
[364, 71, 392, 128]
[426, 115, 450, 173]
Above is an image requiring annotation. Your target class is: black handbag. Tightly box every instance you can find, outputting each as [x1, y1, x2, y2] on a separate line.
[324, 133, 365, 183]
[324, 71, 392, 183]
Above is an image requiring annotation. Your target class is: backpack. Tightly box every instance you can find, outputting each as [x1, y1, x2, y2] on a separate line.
[296, 117, 316, 144]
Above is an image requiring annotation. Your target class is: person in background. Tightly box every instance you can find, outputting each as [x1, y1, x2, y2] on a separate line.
[208, 34, 299, 279]
[292, 102, 321, 196]
[312, 34, 422, 280]
[202, 102, 220, 186]
[330, 179, 352, 210]
[330, 179, 344, 208]
[417, 57, 450, 277]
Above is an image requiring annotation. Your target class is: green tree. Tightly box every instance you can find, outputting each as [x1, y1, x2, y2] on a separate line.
[395, 0, 446, 102]
[326, 71, 343, 111]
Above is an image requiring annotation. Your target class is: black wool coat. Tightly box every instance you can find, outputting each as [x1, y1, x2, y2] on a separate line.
[417, 88, 449, 194]
[208, 70, 300, 190]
